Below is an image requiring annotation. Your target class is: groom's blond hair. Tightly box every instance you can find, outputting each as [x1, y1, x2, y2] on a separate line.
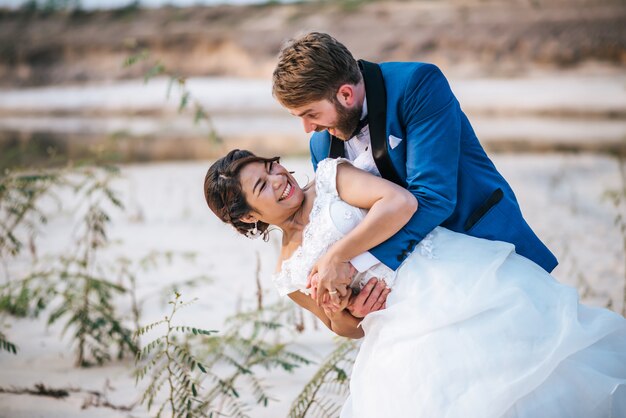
[272, 32, 362, 108]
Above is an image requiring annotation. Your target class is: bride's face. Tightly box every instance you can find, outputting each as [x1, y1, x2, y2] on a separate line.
[239, 160, 304, 225]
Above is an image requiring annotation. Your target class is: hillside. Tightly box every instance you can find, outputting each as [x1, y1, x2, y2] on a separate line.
[1, 0, 625, 87]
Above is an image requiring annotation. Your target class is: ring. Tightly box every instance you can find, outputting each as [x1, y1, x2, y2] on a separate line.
[328, 290, 338, 295]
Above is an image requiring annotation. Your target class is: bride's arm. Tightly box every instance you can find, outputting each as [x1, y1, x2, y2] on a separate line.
[288, 290, 364, 339]
[311, 163, 417, 306]
[275, 242, 364, 339]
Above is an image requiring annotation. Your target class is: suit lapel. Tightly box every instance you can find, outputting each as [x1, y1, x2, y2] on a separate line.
[358, 60, 405, 187]
[329, 134, 345, 158]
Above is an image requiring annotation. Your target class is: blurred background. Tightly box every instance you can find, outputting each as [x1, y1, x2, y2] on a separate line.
[0, 0, 625, 167]
[0, 1, 625, 417]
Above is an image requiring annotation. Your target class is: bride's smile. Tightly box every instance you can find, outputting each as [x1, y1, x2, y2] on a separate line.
[279, 181, 293, 201]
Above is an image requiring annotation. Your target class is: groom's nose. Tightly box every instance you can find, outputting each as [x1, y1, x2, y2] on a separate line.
[302, 119, 317, 134]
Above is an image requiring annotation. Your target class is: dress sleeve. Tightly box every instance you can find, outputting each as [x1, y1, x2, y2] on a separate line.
[271, 249, 311, 297]
[315, 158, 353, 197]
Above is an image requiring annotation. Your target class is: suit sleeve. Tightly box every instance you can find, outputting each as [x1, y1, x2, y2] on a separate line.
[310, 135, 320, 172]
[309, 131, 332, 172]
[369, 64, 461, 269]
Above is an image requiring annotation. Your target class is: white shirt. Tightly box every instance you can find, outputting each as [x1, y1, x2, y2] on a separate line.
[343, 97, 382, 177]
[342, 97, 384, 272]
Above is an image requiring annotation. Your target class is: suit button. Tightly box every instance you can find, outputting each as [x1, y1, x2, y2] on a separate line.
[397, 255, 405, 262]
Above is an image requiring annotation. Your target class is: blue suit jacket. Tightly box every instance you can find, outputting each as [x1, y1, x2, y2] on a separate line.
[310, 62, 558, 272]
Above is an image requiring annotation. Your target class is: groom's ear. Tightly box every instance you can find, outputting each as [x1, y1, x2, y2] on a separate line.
[336, 84, 356, 106]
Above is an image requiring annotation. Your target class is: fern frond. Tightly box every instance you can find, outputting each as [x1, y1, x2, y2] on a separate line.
[0, 332, 18, 354]
[123, 49, 149, 68]
[172, 326, 217, 336]
[212, 351, 253, 376]
[281, 350, 315, 367]
[288, 338, 358, 418]
[136, 320, 167, 336]
[242, 371, 276, 408]
[135, 352, 165, 383]
[138, 337, 164, 360]
[176, 297, 199, 309]
[142, 369, 168, 408]
[252, 320, 283, 331]
[307, 398, 343, 418]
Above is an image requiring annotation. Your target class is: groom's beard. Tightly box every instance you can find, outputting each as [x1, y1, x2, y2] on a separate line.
[328, 97, 363, 141]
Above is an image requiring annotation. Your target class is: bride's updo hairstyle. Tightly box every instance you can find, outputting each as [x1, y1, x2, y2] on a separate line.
[204, 149, 279, 240]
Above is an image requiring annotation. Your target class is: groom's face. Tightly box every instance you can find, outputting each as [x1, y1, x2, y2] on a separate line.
[290, 94, 362, 141]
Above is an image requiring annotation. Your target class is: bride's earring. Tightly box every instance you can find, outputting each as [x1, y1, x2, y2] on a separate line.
[245, 220, 260, 239]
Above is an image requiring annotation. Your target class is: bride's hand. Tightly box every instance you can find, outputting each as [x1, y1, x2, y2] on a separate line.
[309, 272, 347, 312]
[321, 290, 351, 316]
[307, 253, 355, 307]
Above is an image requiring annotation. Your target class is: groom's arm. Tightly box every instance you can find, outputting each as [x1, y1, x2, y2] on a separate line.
[369, 63, 461, 269]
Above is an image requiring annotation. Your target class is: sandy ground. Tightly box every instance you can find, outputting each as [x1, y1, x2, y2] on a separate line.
[0, 153, 624, 417]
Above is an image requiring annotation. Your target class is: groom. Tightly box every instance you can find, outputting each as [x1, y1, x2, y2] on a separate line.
[272, 32, 558, 307]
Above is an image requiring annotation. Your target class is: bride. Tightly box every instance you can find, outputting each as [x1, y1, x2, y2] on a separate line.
[203, 149, 626, 417]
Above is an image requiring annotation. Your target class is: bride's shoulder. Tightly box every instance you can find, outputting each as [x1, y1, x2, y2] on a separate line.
[315, 157, 337, 176]
[272, 238, 308, 296]
[316, 157, 352, 172]
[315, 158, 352, 196]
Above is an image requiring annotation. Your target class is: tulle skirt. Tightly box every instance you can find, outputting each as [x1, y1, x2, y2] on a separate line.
[341, 228, 626, 418]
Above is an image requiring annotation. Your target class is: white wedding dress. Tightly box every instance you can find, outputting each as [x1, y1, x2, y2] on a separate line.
[273, 158, 626, 418]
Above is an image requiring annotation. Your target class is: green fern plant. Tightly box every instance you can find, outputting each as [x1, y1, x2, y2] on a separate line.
[189, 300, 313, 417]
[0, 169, 64, 357]
[135, 292, 217, 418]
[288, 338, 358, 418]
[1, 165, 139, 366]
[55, 166, 134, 366]
[136, 295, 314, 418]
[117, 249, 212, 349]
[0, 170, 60, 279]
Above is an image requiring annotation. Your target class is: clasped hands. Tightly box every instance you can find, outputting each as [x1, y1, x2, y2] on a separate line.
[306, 253, 390, 317]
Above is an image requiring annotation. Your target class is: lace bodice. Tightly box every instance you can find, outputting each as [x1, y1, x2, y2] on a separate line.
[272, 158, 396, 296]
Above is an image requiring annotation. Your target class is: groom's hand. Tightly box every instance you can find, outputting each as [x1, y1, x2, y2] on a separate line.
[307, 253, 355, 307]
[347, 278, 390, 318]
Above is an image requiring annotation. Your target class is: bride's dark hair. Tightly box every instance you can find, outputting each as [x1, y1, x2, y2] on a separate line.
[204, 149, 279, 240]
